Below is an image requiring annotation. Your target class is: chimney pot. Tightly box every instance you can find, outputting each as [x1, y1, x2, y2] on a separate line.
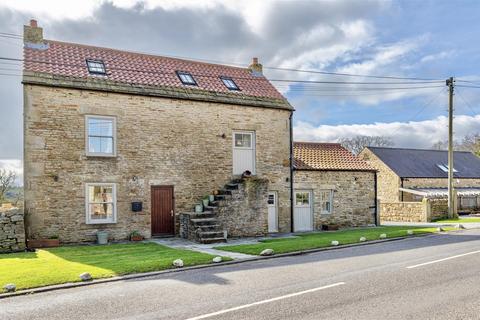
[248, 57, 263, 76]
[24, 19, 45, 46]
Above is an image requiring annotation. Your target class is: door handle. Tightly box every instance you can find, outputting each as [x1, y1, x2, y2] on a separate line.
[171, 210, 174, 217]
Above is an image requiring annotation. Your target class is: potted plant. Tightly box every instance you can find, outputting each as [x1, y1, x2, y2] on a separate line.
[202, 196, 209, 208]
[195, 204, 203, 213]
[43, 235, 60, 247]
[129, 230, 143, 241]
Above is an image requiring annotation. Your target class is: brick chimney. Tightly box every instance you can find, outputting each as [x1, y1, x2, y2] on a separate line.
[23, 19, 44, 44]
[248, 57, 263, 76]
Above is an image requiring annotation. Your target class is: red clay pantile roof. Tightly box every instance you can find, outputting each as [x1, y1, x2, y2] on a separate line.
[23, 40, 287, 101]
[294, 142, 375, 171]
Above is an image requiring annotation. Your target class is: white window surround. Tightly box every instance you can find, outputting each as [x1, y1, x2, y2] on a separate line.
[319, 189, 333, 214]
[85, 115, 117, 157]
[85, 183, 117, 224]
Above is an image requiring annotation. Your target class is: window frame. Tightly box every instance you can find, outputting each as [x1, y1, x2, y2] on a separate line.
[86, 59, 107, 75]
[85, 183, 117, 224]
[233, 132, 254, 149]
[319, 189, 334, 214]
[176, 71, 197, 86]
[295, 191, 311, 207]
[85, 115, 117, 157]
[220, 77, 240, 91]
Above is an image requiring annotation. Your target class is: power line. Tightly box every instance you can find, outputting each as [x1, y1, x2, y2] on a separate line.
[456, 88, 479, 115]
[0, 56, 447, 87]
[388, 88, 446, 137]
[264, 66, 442, 81]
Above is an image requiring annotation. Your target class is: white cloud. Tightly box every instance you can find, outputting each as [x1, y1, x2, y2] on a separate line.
[0, 159, 22, 185]
[294, 114, 480, 149]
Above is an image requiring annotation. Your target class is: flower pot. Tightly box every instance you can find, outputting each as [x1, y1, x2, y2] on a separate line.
[130, 235, 143, 241]
[28, 239, 60, 248]
[202, 199, 209, 207]
[195, 204, 203, 213]
[96, 231, 109, 245]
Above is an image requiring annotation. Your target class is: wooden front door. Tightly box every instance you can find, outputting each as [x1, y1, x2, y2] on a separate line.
[151, 186, 174, 236]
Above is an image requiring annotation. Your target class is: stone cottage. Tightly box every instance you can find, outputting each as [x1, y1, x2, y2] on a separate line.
[359, 147, 480, 222]
[22, 20, 294, 244]
[292, 142, 377, 231]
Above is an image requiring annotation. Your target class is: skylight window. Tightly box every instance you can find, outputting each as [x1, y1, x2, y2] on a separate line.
[437, 164, 458, 173]
[86, 59, 106, 75]
[221, 77, 239, 90]
[176, 71, 197, 86]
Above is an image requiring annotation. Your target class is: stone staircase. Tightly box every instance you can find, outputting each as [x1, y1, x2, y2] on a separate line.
[180, 180, 241, 244]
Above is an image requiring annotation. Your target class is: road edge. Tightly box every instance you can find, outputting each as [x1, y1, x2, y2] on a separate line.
[0, 229, 463, 299]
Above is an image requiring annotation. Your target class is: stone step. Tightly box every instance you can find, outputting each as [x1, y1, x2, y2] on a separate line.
[217, 189, 233, 196]
[203, 205, 218, 211]
[197, 224, 222, 231]
[198, 231, 225, 239]
[191, 218, 218, 226]
[214, 194, 230, 201]
[190, 211, 216, 219]
[199, 237, 227, 244]
[226, 183, 240, 190]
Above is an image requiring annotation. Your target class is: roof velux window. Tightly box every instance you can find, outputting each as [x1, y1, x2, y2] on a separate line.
[221, 77, 239, 90]
[176, 71, 197, 86]
[86, 59, 106, 75]
[437, 164, 458, 173]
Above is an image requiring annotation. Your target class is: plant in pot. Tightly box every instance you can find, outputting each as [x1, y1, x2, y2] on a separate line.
[194, 203, 203, 213]
[202, 195, 209, 208]
[129, 230, 144, 241]
[43, 235, 60, 248]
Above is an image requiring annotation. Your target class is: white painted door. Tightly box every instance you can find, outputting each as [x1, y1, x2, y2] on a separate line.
[268, 191, 278, 233]
[233, 131, 256, 175]
[294, 190, 313, 232]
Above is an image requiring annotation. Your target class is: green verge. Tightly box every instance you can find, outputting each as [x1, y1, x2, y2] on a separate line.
[215, 226, 455, 256]
[0, 242, 229, 291]
[434, 217, 480, 223]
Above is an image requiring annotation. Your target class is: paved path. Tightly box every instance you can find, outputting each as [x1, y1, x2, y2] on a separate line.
[150, 234, 297, 260]
[2, 229, 480, 319]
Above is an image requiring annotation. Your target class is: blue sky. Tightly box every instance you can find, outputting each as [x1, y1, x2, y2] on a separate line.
[0, 0, 480, 178]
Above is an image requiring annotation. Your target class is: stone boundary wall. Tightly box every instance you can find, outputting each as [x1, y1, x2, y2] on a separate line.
[380, 199, 451, 223]
[380, 201, 428, 223]
[0, 208, 26, 253]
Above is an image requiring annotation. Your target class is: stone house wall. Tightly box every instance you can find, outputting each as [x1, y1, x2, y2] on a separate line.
[0, 208, 26, 253]
[380, 201, 428, 223]
[293, 170, 376, 229]
[24, 84, 291, 243]
[359, 148, 401, 202]
[215, 178, 269, 237]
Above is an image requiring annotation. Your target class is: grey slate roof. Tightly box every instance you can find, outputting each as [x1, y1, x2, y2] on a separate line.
[367, 147, 480, 178]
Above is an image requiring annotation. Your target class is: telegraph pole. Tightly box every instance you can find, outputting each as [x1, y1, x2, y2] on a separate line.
[446, 77, 456, 218]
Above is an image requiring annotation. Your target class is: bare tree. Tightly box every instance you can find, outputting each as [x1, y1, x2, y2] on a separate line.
[431, 133, 480, 155]
[0, 169, 16, 202]
[338, 135, 394, 155]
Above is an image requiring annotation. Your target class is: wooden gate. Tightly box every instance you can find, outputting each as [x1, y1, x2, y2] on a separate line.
[151, 186, 174, 236]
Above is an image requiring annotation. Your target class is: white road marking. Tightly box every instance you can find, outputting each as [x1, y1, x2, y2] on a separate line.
[407, 250, 480, 269]
[185, 282, 346, 320]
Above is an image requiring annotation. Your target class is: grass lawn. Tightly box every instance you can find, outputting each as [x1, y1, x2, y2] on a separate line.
[0, 242, 224, 291]
[434, 217, 480, 223]
[215, 226, 454, 256]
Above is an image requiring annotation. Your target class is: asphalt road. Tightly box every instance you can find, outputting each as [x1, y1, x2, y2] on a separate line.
[2, 229, 480, 320]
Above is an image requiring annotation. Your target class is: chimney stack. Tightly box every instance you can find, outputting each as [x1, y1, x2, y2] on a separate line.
[23, 19, 44, 45]
[248, 57, 263, 76]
